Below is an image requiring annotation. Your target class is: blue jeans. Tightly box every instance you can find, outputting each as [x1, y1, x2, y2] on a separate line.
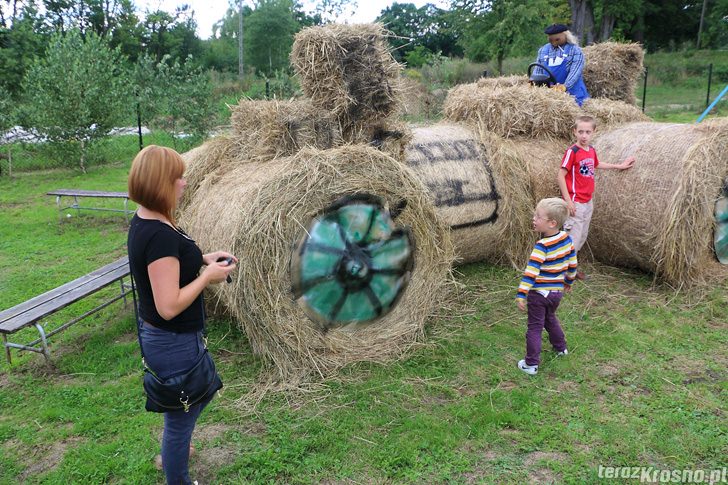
[139, 321, 213, 485]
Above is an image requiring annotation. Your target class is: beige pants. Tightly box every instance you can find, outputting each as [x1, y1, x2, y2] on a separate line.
[563, 200, 593, 252]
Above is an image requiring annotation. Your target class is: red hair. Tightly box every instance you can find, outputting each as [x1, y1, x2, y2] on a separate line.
[128, 145, 185, 225]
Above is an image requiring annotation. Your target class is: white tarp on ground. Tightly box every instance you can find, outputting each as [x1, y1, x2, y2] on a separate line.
[0, 126, 152, 144]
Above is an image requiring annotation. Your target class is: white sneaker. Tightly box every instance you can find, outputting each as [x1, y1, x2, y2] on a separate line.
[556, 348, 568, 356]
[517, 359, 538, 375]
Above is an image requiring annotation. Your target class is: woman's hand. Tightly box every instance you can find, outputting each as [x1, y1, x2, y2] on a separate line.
[202, 257, 237, 285]
[202, 251, 237, 266]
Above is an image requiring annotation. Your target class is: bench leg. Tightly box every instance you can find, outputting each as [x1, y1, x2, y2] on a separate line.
[56, 195, 62, 223]
[120, 278, 128, 307]
[124, 197, 130, 224]
[2, 334, 10, 365]
[34, 323, 51, 363]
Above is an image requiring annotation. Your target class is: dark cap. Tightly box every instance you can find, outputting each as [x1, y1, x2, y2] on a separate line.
[544, 23, 568, 35]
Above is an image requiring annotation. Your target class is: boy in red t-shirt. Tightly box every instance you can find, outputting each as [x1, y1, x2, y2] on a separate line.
[557, 115, 635, 279]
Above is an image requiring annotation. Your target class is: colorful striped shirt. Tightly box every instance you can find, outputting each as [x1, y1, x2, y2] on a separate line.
[517, 231, 577, 299]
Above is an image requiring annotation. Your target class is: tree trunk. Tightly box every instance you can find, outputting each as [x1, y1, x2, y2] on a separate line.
[568, 0, 595, 45]
[599, 13, 616, 41]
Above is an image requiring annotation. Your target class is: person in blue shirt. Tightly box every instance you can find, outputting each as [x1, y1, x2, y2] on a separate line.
[533, 23, 590, 106]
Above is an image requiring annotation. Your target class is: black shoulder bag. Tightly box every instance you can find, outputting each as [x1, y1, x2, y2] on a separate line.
[130, 271, 223, 413]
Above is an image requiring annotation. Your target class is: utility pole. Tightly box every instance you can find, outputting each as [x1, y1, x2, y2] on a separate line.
[238, 0, 244, 79]
[697, 0, 708, 49]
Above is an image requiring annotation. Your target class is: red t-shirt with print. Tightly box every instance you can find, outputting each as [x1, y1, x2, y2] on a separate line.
[560, 144, 599, 203]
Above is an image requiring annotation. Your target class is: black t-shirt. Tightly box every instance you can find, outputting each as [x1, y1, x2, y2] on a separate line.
[127, 214, 205, 332]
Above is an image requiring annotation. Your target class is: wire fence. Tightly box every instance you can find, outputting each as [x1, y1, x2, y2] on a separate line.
[637, 62, 728, 119]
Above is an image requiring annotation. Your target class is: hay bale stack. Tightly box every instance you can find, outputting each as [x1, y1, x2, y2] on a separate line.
[229, 99, 342, 160]
[400, 76, 430, 118]
[178, 145, 454, 381]
[476, 75, 529, 90]
[589, 119, 728, 286]
[583, 42, 644, 105]
[290, 23, 402, 138]
[404, 124, 533, 266]
[582, 98, 650, 129]
[443, 83, 580, 140]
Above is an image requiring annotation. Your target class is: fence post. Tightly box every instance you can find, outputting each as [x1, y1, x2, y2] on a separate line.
[642, 66, 648, 113]
[706, 63, 713, 110]
[265, 78, 270, 99]
[136, 101, 144, 152]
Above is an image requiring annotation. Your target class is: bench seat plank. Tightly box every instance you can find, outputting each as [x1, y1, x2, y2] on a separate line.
[0, 257, 129, 334]
[47, 189, 129, 198]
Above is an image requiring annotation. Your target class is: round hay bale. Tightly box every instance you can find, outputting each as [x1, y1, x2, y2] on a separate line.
[582, 42, 644, 105]
[582, 98, 650, 129]
[476, 75, 529, 90]
[290, 23, 402, 137]
[229, 98, 342, 159]
[180, 136, 247, 211]
[404, 124, 533, 266]
[443, 83, 580, 140]
[178, 145, 454, 381]
[589, 119, 728, 286]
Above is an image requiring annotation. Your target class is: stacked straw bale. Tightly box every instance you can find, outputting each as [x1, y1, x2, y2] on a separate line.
[229, 99, 342, 159]
[588, 119, 728, 286]
[400, 76, 439, 119]
[582, 98, 650, 129]
[583, 42, 644, 105]
[404, 124, 534, 266]
[443, 83, 580, 140]
[291, 23, 402, 138]
[178, 145, 454, 381]
[444, 82, 649, 141]
[476, 75, 528, 90]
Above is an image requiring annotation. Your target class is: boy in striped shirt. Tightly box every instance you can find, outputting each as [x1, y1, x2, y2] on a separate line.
[516, 198, 577, 375]
[557, 115, 635, 280]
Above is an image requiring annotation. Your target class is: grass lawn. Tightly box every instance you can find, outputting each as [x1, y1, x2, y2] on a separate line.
[0, 134, 726, 484]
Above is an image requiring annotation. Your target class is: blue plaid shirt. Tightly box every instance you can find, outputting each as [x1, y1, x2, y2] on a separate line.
[533, 43, 586, 90]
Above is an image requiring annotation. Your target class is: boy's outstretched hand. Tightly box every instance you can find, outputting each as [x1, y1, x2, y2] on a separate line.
[516, 298, 526, 312]
[619, 156, 636, 170]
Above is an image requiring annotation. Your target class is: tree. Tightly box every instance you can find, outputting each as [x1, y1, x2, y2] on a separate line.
[451, 0, 555, 70]
[133, 53, 215, 142]
[21, 30, 130, 171]
[0, 4, 48, 94]
[701, 0, 728, 48]
[377, 2, 462, 62]
[161, 56, 215, 140]
[141, 5, 201, 64]
[244, 0, 298, 75]
[203, 4, 253, 72]
[312, 0, 357, 22]
[568, 0, 595, 45]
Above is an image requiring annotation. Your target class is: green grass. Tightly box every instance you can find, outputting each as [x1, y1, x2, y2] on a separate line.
[0, 158, 726, 483]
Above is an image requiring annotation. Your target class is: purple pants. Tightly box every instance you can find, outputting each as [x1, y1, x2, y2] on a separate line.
[525, 291, 567, 366]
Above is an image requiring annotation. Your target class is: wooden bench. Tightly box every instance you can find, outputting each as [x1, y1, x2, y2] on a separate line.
[0, 256, 133, 364]
[47, 189, 134, 224]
